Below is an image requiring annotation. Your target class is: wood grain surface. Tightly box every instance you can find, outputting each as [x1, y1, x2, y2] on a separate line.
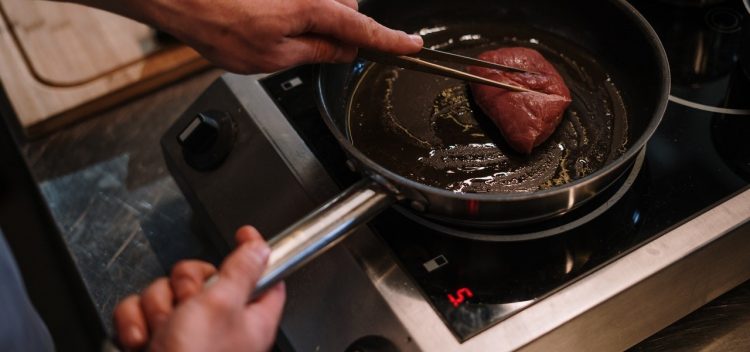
[0, 0, 210, 137]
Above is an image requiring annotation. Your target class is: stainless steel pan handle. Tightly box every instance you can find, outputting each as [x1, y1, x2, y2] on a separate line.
[250, 179, 394, 299]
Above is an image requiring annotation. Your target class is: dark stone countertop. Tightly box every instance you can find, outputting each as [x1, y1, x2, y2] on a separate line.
[16, 69, 750, 350]
[21, 69, 224, 331]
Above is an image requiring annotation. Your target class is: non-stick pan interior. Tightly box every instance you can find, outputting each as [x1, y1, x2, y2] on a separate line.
[319, 0, 666, 194]
[348, 27, 629, 192]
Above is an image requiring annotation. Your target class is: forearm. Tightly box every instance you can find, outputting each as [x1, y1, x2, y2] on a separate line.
[50, 0, 167, 31]
[46, 0, 421, 74]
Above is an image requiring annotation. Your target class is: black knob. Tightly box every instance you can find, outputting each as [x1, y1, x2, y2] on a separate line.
[179, 112, 220, 153]
[179, 110, 236, 171]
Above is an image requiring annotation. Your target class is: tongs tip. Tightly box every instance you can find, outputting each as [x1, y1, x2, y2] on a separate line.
[416, 47, 541, 75]
[359, 47, 547, 94]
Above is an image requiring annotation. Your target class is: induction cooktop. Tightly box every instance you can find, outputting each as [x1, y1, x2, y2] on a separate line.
[161, 0, 750, 350]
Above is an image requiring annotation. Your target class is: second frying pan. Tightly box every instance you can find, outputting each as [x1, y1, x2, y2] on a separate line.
[250, 0, 669, 297]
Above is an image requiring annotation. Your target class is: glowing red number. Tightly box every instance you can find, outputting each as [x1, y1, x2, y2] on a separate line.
[447, 287, 474, 308]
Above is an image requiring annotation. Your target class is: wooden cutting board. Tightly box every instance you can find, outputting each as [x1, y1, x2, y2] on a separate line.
[0, 0, 211, 137]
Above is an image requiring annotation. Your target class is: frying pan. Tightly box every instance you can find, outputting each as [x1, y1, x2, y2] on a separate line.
[250, 0, 669, 297]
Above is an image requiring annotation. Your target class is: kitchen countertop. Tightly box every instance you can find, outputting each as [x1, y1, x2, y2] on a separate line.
[14, 68, 750, 350]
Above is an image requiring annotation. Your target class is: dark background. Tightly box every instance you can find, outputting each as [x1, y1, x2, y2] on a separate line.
[0, 87, 105, 351]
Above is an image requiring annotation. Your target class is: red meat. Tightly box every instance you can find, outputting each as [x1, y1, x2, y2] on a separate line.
[467, 47, 572, 154]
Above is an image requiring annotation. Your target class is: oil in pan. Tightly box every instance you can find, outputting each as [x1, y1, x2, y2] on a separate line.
[347, 24, 629, 193]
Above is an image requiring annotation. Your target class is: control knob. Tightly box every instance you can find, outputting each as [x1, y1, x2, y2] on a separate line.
[178, 110, 236, 171]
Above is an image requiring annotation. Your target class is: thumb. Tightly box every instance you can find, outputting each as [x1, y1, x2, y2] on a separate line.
[212, 227, 270, 305]
[305, 1, 423, 54]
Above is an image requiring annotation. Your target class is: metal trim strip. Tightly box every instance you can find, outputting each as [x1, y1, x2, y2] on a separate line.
[356, 188, 750, 351]
[220, 72, 750, 351]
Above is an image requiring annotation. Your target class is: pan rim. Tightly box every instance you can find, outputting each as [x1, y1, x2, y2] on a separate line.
[315, 0, 670, 203]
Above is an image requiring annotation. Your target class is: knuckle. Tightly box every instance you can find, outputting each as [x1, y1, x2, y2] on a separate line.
[361, 16, 383, 45]
[326, 45, 347, 63]
[311, 41, 328, 61]
[202, 290, 234, 311]
[336, 47, 358, 63]
[220, 247, 266, 285]
[232, 251, 262, 273]
[364, 16, 379, 32]
[141, 279, 170, 307]
[114, 295, 139, 314]
[171, 261, 193, 278]
[141, 279, 161, 296]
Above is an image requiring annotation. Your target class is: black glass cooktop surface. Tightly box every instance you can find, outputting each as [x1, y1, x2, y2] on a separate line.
[259, 0, 749, 341]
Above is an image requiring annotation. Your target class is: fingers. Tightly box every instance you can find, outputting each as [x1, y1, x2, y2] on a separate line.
[282, 36, 358, 65]
[170, 260, 217, 303]
[140, 278, 174, 331]
[245, 282, 287, 347]
[235, 225, 264, 244]
[304, 1, 422, 54]
[113, 295, 149, 350]
[210, 226, 271, 306]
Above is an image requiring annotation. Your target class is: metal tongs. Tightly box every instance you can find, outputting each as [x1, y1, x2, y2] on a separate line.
[359, 47, 541, 93]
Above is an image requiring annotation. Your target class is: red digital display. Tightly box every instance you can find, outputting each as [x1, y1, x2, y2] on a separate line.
[467, 200, 480, 215]
[447, 287, 474, 308]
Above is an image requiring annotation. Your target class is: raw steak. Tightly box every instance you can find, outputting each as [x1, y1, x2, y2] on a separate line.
[467, 47, 572, 154]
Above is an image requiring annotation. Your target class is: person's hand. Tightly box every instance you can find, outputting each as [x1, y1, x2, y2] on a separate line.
[151, 0, 423, 73]
[122, 0, 422, 73]
[113, 226, 285, 351]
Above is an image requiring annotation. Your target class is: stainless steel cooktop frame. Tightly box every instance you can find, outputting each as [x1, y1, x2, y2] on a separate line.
[210, 73, 750, 351]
